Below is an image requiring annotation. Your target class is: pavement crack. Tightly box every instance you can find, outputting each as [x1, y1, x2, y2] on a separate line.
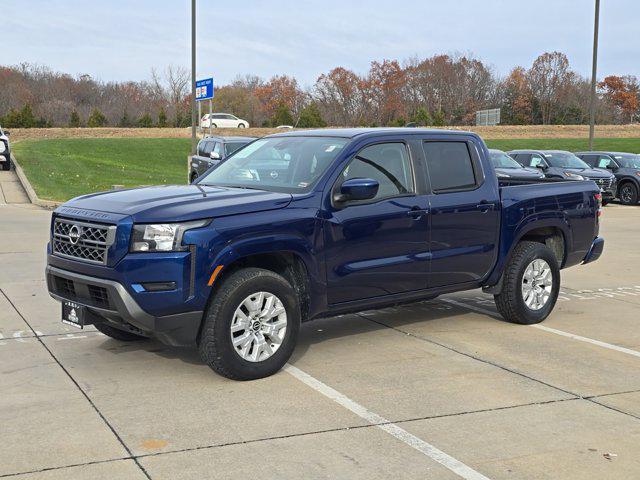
[0, 288, 153, 480]
[357, 312, 640, 424]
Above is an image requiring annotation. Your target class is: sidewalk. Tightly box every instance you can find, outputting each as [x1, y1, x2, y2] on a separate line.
[0, 169, 30, 204]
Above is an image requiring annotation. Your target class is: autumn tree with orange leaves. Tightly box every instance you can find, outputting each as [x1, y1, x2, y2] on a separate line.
[599, 75, 639, 123]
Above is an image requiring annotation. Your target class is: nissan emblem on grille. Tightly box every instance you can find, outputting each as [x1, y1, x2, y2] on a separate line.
[52, 218, 116, 265]
[68, 225, 82, 245]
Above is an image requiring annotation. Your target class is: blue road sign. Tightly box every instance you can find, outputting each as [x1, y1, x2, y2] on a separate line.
[195, 78, 214, 101]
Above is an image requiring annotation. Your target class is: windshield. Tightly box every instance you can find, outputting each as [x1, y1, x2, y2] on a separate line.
[224, 142, 249, 156]
[614, 154, 640, 169]
[544, 152, 590, 169]
[489, 151, 522, 169]
[198, 136, 349, 193]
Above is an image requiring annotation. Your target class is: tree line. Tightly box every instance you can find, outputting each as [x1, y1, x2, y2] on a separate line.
[1, 52, 638, 129]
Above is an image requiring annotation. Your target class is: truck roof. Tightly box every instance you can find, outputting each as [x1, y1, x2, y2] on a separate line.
[267, 128, 480, 140]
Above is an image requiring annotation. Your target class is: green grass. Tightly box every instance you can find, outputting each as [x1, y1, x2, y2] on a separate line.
[13, 137, 640, 202]
[486, 137, 640, 153]
[13, 138, 190, 201]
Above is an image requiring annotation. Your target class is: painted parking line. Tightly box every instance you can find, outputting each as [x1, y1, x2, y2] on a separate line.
[442, 298, 640, 359]
[285, 364, 491, 480]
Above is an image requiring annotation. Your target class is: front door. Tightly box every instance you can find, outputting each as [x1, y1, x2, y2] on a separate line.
[422, 139, 500, 287]
[324, 141, 430, 304]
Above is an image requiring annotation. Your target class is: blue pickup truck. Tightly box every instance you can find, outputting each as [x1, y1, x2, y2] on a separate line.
[46, 129, 604, 380]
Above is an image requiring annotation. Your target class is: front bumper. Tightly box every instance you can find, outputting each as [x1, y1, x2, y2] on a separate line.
[582, 237, 604, 265]
[46, 265, 203, 346]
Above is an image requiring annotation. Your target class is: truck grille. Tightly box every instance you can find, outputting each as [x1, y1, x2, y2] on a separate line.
[594, 178, 614, 190]
[52, 218, 116, 264]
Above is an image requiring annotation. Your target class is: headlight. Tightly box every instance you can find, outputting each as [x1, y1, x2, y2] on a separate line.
[563, 172, 585, 180]
[130, 219, 210, 252]
[0, 142, 5, 153]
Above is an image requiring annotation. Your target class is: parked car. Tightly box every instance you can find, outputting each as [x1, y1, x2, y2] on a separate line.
[190, 136, 256, 183]
[200, 113, 249, 129]
[509, 149, 617, 204]
[576, 151, 640, 205]
[46, 128, 604, 380]
[0, 125, 11, 171]
[488, 149, 545, 181]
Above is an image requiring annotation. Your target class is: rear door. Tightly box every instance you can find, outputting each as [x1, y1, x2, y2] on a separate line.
[422, 138, 500, 287]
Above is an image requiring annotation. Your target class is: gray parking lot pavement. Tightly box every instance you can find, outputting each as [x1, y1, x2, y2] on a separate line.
[2, 202, 640, 479]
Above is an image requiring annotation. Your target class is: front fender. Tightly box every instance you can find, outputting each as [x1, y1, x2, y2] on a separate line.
[207, 231, 326, 319]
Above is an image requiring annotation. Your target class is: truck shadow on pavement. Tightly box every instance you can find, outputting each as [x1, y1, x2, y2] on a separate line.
[92, 299, 490, 374]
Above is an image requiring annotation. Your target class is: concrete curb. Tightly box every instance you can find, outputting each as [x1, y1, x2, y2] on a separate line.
[10, 153, 60, 209]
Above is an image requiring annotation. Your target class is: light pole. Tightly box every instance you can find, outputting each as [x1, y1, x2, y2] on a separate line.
[588, 0, 600, 151]
[191, 0, 197, 155]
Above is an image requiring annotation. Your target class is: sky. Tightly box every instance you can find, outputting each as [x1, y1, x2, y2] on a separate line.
[4, 0, 639, 87]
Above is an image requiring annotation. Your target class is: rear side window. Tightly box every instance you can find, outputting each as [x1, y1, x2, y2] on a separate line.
[580, 155, 597, 167]
[423, 142, 476, 192]
[341, 143, 414, 201]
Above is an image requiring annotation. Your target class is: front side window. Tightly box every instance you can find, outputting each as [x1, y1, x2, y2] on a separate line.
[423, 141, 477, 192]
[198, 136, 348, 193]
[340, 143, 414, 201]
[530, 154, 546, 168]
[597, 156, 615, 169]
[201, 141, 215, 156]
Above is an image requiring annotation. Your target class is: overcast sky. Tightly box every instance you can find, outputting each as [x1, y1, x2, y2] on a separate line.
[4, 0, 639, 87]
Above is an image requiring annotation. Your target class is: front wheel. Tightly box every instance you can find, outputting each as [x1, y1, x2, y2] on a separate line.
[238, 123, 246, 128]
[619, 183, 639, 205]
[1, 160, 10, 171]
[494, 241, 560, 325]
[198, 268, 300, 380]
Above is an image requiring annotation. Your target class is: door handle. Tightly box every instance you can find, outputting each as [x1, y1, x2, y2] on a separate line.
[407, 207, 429, 219]
[476, 202, 495, 212]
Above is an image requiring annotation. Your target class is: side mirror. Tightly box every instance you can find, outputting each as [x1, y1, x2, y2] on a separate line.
[535, 163, 547, 170]
[210, 151, 221, 160]
[607, 164, 618, 171]
[334, 178, 379, 204]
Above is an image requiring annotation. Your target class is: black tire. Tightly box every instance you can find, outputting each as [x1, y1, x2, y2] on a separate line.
[238, 123, 246, 128]
[94, 322, 148, 341]
[601, 199, 610, 206]
[198, 268, 300, 380]
[190, 172, 198, 184]
[1, 159, 10, 171]
[494, 241, 560, 325]
[619, 183, 639, 205]
[211, 123, 217, 129]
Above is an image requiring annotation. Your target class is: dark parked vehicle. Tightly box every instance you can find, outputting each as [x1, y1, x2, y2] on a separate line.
[190, 136, 256, 183]
[46, 129, 604, 380]
[0, 125, 11, 171]
[489, 149, 545, 181]
[576, 151, 640, 205]
[509, 149, 617, 204]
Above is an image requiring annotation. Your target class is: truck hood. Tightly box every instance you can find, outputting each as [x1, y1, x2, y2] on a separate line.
[61, 185, 293, 223]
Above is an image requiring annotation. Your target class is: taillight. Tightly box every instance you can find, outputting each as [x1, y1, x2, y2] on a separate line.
[594, 193, 602, 217]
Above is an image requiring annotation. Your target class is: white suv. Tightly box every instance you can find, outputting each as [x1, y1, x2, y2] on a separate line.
[0, 125, 11, 171]
[200, 113, 249, 129]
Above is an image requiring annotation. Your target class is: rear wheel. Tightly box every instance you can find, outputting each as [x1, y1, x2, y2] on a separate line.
[619, 183, 638, 205]
[211, 123, 217, 129]
[198, 268, 300, 380]
[94, 322, 148, 341]
[238, 123, 246, 128]
[1, 159, 10, 171]
[494, 241, 560, 325]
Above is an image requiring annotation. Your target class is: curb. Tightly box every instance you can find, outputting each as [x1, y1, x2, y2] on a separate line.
[10, 153, 60, 209]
